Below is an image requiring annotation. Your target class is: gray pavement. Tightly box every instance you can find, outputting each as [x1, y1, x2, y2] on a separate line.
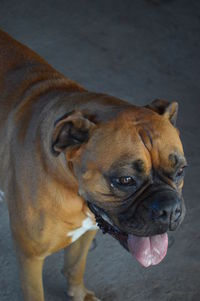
[0, 0, 200, 300]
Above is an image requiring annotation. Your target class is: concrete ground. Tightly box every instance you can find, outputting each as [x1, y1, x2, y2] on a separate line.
[0, 0, 200, 300]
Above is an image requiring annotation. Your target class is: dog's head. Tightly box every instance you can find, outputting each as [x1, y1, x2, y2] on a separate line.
[52, 98, 186, 267]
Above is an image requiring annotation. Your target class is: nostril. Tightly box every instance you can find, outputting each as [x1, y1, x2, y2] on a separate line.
[152, 209, 169, 222]
[175, 208, 181, 215]
[173, 207, 181, 221]
[151, 201, 182, 224]
[158, 210, 166, 218]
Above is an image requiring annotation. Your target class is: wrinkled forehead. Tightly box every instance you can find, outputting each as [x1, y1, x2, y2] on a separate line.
[83, 110, 185, 172]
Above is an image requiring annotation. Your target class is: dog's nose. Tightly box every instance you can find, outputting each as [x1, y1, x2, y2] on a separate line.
[150, 190, 182, 230]
[152, 202, 181, 224]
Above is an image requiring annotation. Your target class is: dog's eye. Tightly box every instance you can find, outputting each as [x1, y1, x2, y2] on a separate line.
[176, 166, 187, 178]
[115, 176, 136, 186]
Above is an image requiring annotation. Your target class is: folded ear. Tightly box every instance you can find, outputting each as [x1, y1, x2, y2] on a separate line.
[145, 99, 178, 126]
[52, 111, 96, 155]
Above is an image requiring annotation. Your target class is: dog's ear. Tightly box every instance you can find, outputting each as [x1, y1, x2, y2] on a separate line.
[145, 99, 178, 126]
[52, 111, 96, 156]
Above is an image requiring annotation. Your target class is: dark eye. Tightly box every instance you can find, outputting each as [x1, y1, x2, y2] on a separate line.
[176, 166, 187, 178]
[115, 176, 136, 186]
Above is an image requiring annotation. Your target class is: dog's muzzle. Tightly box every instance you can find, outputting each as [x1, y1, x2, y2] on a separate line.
[86, 183, 185, 268]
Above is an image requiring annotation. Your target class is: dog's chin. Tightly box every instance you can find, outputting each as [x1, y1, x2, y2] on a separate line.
[88, 202, 169, 268]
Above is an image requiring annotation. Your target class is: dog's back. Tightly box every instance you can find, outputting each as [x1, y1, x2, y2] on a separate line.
[0, 30, 59, 123]
[0, 29, 84, 193]
[0, 30, 48, 191]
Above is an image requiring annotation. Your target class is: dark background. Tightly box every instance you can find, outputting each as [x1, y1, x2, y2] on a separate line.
[0, 0, 200, 300]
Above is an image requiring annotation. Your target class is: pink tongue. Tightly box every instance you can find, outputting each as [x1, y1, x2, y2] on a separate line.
[127, 233, 168, 267]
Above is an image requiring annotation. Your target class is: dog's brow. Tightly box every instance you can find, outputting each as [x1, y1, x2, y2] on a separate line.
[132, 159, 145, 173]
[109, 155, 134, 174]
[169, 153, 187, 168]
[109, 156, 146, 176]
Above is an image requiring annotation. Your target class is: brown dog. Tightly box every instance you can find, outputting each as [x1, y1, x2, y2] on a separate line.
[0, 29, 186, 301]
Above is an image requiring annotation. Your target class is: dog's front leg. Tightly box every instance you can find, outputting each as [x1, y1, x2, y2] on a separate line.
[16, 248, 45, 301]
[63, 229, 101, 301]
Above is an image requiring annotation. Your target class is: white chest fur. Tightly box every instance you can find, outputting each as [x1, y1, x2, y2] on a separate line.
[67, 217, 98, 243]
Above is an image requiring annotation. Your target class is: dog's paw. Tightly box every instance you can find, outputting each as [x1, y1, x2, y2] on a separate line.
[83, 289, 101, 301]
[67, 284, 101, 301]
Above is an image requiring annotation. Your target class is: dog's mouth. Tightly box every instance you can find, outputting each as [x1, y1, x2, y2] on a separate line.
[88, 202, 168, 268]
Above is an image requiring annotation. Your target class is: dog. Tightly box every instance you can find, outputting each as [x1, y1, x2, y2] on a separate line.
[0, 29, 186, 301]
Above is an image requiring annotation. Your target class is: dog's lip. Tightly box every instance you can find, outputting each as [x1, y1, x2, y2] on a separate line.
[88, 201, 152, 237]
[87, 201, 128, 238]
[88, 201, 163, 237]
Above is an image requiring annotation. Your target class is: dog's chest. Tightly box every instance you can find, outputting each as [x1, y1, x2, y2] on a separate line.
[67, 216, 98, 243]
